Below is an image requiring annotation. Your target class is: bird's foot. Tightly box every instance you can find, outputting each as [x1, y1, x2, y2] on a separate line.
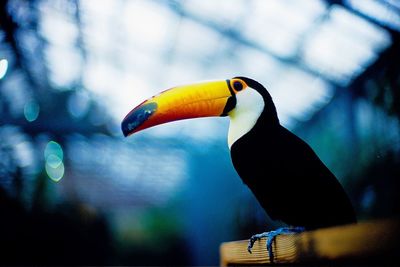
[247, 227, 305, 262]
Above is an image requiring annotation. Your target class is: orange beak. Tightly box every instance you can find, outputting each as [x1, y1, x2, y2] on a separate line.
[121, 80, 236, 137]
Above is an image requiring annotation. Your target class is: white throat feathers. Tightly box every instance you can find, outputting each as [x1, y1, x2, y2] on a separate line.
[228, 88, 265, 148]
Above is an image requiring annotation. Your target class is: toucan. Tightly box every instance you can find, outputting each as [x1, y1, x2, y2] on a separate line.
[121, 77, 357, 260]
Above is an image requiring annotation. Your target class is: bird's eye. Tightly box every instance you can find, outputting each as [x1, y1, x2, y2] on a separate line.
[233, 81, 244, 91]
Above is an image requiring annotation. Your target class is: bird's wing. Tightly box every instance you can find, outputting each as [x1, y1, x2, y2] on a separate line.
[231, 125, 356, 229]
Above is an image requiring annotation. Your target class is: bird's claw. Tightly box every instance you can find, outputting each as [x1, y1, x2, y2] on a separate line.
[247, 232, 268, 253]
[247, 227, 305, 262]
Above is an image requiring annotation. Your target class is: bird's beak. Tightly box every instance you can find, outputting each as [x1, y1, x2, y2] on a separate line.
[121, 80, 235, 137]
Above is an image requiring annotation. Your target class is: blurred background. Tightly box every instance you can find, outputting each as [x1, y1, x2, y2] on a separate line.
[0, 0, 399, 265]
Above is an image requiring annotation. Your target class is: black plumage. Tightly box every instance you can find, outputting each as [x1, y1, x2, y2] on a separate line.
[230, 77, 356, 230]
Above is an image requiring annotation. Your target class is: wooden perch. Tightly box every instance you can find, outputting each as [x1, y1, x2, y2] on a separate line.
[220, 219, 399, 266]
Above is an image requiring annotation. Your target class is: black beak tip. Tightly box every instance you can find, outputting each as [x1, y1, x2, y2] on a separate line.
[122, 127, 129, 137]
[120, 102, 158, 138]
[121, 119, 131, 137]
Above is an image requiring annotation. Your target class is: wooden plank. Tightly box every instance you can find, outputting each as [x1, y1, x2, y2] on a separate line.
[220, 219, 400, 266]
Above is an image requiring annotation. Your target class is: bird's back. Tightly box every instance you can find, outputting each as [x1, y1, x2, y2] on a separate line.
[230, 124, 356, 230]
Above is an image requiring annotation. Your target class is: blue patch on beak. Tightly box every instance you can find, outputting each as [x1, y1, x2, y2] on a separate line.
[121, 102, 157, 137]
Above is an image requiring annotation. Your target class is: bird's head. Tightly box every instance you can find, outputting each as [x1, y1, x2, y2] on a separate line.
[121, 77, 278, 147]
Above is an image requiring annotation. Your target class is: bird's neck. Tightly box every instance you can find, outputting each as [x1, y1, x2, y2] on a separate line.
[228, 85, 280, 148]
[228, 96, 268, 148]
[228, 106, 280, 149]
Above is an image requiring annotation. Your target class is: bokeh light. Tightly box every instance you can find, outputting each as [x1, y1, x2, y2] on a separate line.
[45, 160, 65, 182]
[44, 141, 64, 182]
[44, 141, 63, 161]
[23, 100, 40, 122]
[0, 58, 8, 79]
[46, 154, 63, 168]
